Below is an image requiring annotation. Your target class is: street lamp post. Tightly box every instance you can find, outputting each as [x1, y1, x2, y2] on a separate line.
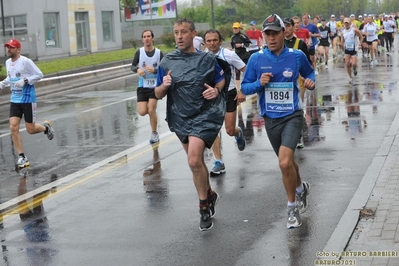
[1, 0, 5, 57]
[211, 0, 215, 29]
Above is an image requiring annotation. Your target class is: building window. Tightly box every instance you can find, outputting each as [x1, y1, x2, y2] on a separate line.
[0, 15, 27, 38]
[44, 13, 60, 48]
[102, 11, 114, 42]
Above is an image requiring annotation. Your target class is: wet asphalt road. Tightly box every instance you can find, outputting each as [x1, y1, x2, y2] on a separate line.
[0, 43, 398, 265]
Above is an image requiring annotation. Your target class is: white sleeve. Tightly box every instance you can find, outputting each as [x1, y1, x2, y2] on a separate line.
[24, 57, 43, 84]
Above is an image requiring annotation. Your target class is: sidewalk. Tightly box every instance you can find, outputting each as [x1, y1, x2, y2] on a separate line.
[322, 103, 399, 265]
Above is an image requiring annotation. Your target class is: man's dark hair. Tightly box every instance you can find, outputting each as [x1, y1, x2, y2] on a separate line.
[141, 29, 154, 39]
[203, 29, 224, 42]
[175, 18, 196, 31]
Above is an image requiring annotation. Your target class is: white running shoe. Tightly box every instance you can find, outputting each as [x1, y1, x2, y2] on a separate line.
[17, 156, 30, 168]
[287, 206, 302, 229]
[149, 131, 159, 144]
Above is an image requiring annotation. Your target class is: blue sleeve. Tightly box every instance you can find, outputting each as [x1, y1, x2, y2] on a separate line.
[241, 53, 263, 95]
[156, 66, 165, 86]
[213, 61, 224, 84]
[296, 51, 315, 82]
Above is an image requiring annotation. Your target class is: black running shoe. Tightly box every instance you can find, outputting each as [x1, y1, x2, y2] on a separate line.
[199, 207, 213, 231]
[208, 191, 219, 217]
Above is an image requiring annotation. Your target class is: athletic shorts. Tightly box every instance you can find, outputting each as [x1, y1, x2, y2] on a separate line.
[264, 110, 304, 156]
[308, 49, 316, 56]
[344, 50, 357, 56]
[329, 33, 337, 40]
[226, 89, 238, 113]
[366, 40, 378, 46]
[10, 102, 36, 123]
[137, 87, 157, 102]
[319, 42, 330, 47]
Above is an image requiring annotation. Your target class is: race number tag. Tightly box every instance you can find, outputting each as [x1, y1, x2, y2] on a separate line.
[248, 39, 258, 51]
[144, 78, 156, 87]
[265, 82, 294, 112]
[345, 41, 354, 51]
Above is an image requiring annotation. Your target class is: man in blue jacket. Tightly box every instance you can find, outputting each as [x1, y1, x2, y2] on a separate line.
[241, 14, 315, 229]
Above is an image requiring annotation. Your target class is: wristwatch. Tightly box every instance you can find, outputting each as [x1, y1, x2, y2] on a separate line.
[24, 78, 28, 84]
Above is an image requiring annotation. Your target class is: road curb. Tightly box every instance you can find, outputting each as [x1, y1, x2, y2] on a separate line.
[322, 107, 399, 257]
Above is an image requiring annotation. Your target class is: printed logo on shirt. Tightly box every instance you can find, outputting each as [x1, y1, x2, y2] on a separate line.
[260, 66, 272, 70]
[283, 68, 293, 78]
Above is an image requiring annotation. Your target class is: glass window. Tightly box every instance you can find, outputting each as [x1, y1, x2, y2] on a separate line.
[102, 11, 114, 42]
[0, 16, 26, 39]
[44, 13, 60, 48]
[76, 12, 85, 21]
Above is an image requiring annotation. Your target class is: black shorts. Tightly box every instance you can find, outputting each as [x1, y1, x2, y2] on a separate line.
[319, 42, 330, 47]
[226, 89, 238, 113]
[9, 102, 36, 123]
[137, 87, 157, 102]
[264, 110, 304, 156]
[344, 50, 357, 56]
[329, 33, 337, 40]
[308, 49, 316, 56]
[367, 40, 378, 46]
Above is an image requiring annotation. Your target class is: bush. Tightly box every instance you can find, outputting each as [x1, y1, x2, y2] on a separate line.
[218, 25, 233, 42]
[160, 32, 175, 47]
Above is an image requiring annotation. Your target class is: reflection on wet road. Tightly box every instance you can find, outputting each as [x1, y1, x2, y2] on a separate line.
[0, 46, 398, 265]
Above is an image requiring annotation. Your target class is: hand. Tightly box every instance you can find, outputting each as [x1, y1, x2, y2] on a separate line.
[203, 83, 219, 100]
[235, 91, 246, 104]
[137, 68, 146, 77]
[145, 66, 155, 74]
[0, 81, 6, 90]
[260, 72, 273, 86]
[14, 79, 25, 88]
[162, 70, 172, 87]
[302, 77, 315, 90]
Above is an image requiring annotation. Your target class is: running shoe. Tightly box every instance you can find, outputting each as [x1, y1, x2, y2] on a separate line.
[349, 77, 353, 84]
[210, 161, 226, 176]
[325, 64, 328, 70]
[208, 191, 219, 217]
[296, 136, 304, 149]
[149, 131, 159, 144]
[199, 207, 213, 231]
[314, 69, 319, 75]
[17, 155, 30, 168]
[235, 127, 246, 151]
[287, 206, 302, 229]
[353, 67, 357, 76]
[43, 120, 55, 140]
[296, 181, 310, 214]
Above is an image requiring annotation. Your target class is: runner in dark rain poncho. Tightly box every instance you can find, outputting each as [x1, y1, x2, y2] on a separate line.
[155, 18, 225, 231]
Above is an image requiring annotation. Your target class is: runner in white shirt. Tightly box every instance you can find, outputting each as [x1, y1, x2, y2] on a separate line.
[203, 29, 247, 176]
[327, 15, 339, 58]
[341, 17, 363, 83]
[382, 15, 396, 54]
[362, 15, 379, 65]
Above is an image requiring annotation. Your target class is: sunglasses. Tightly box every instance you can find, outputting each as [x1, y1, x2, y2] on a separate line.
[233, 27, 239, 29]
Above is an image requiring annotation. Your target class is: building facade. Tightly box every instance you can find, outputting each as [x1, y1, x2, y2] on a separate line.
[0, 0, 122, 61]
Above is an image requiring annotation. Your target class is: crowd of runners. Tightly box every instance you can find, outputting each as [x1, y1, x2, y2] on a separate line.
[132, 11, 399, 232]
